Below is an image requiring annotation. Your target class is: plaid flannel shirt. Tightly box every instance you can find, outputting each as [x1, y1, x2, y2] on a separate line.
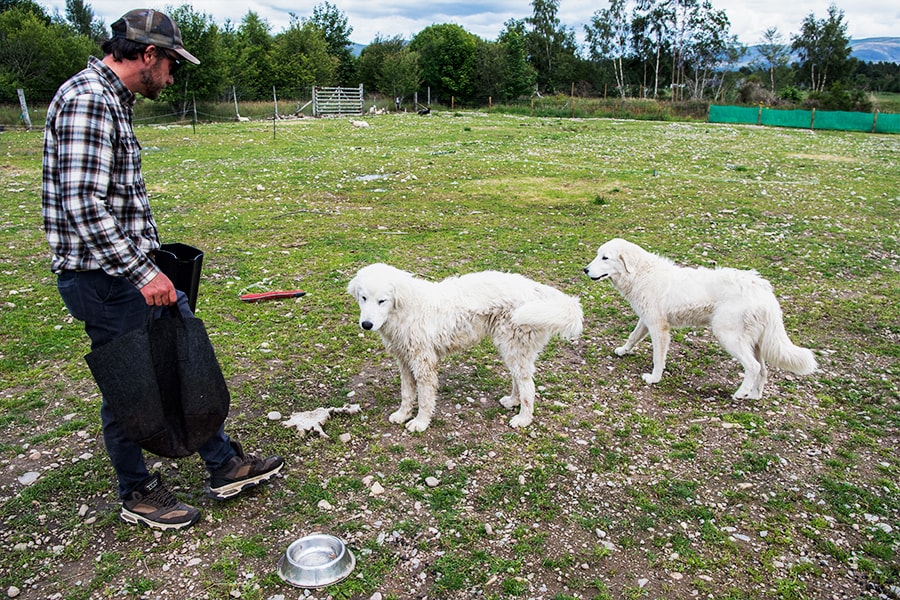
[42, 56, 160, 289]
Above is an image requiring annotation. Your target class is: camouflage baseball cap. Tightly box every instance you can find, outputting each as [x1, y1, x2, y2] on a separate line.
[112, 9, 200, 65]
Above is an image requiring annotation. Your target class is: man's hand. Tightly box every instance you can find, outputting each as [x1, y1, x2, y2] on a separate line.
[140, 272, 177, 306]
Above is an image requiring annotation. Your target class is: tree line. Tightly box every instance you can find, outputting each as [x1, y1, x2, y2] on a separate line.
[1, 0, 897, 111]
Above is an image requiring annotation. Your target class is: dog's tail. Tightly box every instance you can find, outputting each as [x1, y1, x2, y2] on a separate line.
[512, 295, 584, 340]
[759, 305, 817, 375]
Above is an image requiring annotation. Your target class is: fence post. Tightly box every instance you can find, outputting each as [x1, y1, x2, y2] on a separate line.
[872, 110, 879, 133]
[17, 89, 32, 131]
[810, 108, 816, 130]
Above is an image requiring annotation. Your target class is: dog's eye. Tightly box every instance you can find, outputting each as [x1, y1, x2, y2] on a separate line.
[378, 299, 386, 305]
[601, 255, 609, 261]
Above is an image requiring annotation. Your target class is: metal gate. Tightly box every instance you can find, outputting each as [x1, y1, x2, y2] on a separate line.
[312, 85, 364, 117]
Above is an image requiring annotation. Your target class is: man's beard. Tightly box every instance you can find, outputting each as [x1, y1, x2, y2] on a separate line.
[139, 68, 163, 100]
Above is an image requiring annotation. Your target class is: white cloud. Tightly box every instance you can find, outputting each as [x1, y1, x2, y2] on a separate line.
[41, 0, 896, 47]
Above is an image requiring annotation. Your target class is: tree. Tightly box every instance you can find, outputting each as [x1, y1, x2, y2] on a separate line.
[498, 19, 537, 101]
[64, 0, 103, 41]
[791, 3, 854, 92]
[303, 2, 356, 84]
[682, 1, 743, 100]
[377, 47, 420, 103]
[357, 35, 406, 94]
[409, 24, 478, 103]
[230, 11, 275, 101]
[525, 0, 579, 93]
[163, 5, 228, 103]
[0, 5, 97, 102]
[631, 0, 673, 98]
[273, 17, 337, 96]
[754, 27, 792, 93]
[585, 0, 631, 97]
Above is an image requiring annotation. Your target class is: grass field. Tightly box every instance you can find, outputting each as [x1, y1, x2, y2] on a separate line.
[1, 112, 898, 600]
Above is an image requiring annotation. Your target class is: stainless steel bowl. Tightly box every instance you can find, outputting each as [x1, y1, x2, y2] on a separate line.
[277, 533, 356, 589]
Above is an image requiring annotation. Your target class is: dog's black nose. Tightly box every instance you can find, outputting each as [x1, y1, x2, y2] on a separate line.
[361, 321, 373, 330]
[583, 267, 589, 274]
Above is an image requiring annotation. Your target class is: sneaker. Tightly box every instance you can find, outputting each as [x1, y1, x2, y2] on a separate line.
[120, 473, 200, 530]
[208, 441, 284, 500]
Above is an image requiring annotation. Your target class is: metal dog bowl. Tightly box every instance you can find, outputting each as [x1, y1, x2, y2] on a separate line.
[277, 533, 356, 589]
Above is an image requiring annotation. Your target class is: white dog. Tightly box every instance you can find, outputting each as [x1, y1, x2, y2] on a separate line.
[584, 238, 816, 399]
[347, 263, 584, 432]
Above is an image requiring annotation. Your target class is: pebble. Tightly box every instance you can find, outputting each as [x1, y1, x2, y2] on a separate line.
[370, 481, 385, 495]
[425, 477, 440, 487]
[317, 499, 334, 510]
[670, 572, 683, 580]
[338, 433, 351, 443]
[267, 411, 282, 421]
[369, 593, 383, 600]
[17, 472, 39, 485]
[637, 578, 649, 588]
[7, 586, 20, 598]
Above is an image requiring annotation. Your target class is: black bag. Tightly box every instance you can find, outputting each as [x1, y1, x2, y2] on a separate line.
[154, 243, 204, 313]
[85, 308, 230, 458]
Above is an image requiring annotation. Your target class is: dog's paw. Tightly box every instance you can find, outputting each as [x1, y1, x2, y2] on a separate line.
[499, 395, 519, 409]
[732, 389, 762, 400]
[388, 410, 411, 424]
[509, 414, 532, 428]
[641, 373, 661, 384]
[405, 417, 430, 433]
[615, 346, 632, 356]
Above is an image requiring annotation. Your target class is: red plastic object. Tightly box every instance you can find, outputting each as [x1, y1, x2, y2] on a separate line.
[239, 290, 306, 303]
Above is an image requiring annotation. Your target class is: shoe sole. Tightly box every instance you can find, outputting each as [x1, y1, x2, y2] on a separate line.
[208, 462, 284, 500]
[120, 507, 200, 530]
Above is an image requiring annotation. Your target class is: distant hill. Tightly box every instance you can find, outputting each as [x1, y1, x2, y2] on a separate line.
[738, 37, 900, 67]
[849, 37, 900, 63]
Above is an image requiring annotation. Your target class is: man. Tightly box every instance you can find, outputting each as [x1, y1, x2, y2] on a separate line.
[42, 9, 283, 530]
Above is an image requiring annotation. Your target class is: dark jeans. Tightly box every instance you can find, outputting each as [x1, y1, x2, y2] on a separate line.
[57, 269, 235, 499]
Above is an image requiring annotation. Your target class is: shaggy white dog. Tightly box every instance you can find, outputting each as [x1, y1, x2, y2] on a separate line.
[347, 263, 584, 432]
[584, 238, 816, 399]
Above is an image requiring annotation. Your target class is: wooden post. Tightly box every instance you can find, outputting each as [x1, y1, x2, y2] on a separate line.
[192, 93, 197, 134]
[571, 82, 575, 118]
[17, 89, 32, 131]
[232, 86, 240, 120]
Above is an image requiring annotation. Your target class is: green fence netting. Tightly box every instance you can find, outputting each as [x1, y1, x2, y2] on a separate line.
[708, 104, 898, 134]
[708, 104, 759, 124]
[814, 110, 876, 132]
[875, 112, 900, 134]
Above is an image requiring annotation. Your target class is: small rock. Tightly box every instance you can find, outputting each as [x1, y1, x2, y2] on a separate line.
[267, 411, 282, 421]
[78, 504, 89, 517]
[484, 523, 493, 535]
[425, 477, 440, 488]
[317, 499, 333, 510]
[637, 578, 649, 588]
[28, 451, 40, 461]
[370, 481, 385, 495]
[17, 472, 39, 486]
[338, 433, 351, 444]
[7, 586, 21, 598]
[670, 572, 683, 580]
[369, 593, 383, 600]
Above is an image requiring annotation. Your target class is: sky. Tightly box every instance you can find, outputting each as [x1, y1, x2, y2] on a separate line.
[40, 0, 898, 48]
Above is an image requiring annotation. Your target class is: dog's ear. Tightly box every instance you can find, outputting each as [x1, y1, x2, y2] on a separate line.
[346, 277, 360, 300]
[619, 248, 632, 273]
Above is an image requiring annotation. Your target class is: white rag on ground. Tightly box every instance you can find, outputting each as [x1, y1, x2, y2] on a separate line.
[282, 403, 361, 437]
